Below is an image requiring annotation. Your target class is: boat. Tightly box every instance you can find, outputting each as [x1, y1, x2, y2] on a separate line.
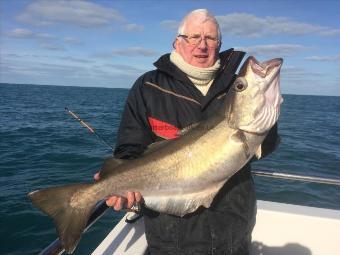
[39, 170, 340, 255]
[91, 200, 340, 255]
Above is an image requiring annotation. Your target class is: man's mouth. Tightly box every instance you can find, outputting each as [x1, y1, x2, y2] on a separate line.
[194, 55, 208, 58]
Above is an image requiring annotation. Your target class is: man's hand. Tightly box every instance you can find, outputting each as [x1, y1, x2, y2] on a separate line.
[94, 172, 142, 211]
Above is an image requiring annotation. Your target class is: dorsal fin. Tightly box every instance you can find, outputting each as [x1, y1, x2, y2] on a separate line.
[178, 122, 200, 136]
[143, 139, 171, 155]
[146, 121, 202, 154]
[99, 139, 172, 178]
[100, 122, 202, 178]
[100, 157, 125, 178]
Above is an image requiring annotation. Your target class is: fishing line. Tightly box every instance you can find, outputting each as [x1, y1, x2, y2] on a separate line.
[65, 107, 114, 152]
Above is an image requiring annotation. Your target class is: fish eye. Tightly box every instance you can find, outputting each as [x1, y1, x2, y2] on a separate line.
[233, 77, 248, 92]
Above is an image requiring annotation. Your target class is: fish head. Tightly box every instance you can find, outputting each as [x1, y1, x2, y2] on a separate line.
[227, 56, 283, 134]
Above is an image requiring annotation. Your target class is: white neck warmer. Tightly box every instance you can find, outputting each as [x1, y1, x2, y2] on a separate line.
[170, 50, 220, 96]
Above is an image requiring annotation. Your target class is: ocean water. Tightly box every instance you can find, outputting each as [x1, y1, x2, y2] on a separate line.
[0, 83, 339, 255]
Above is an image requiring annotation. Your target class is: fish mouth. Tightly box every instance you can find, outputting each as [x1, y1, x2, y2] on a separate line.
[249, 57, 283, 78]
[236, 56, 283, 134]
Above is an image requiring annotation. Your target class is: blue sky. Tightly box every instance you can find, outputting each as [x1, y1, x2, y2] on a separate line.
[1, 0, 340, 96]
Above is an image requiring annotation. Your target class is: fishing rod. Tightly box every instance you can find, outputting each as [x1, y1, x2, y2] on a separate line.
[65, 107, 114, 152]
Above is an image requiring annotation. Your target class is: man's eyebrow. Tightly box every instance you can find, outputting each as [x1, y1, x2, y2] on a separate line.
[188, 33, 201, 37]
[188, 33, 217, 37]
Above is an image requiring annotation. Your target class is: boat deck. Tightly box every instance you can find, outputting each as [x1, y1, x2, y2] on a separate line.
[92, 200, 340, 255]
[251, 200, 340, 255]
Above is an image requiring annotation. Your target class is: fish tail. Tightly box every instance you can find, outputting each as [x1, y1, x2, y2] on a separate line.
[28, 183, 96, 253]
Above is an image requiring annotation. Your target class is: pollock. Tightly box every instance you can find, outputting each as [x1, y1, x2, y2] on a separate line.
[29, 56, 283, 253]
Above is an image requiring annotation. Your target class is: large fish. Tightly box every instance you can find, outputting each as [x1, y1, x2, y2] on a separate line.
[28, 56, 283, 253]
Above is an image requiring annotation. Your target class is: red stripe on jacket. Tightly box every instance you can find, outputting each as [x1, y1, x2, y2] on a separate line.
[148, 117, 179, 140]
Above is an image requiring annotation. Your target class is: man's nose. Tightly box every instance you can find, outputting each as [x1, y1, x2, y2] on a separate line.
[197, 37, 208, 49]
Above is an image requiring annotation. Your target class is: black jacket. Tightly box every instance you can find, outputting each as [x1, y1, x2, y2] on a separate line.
[114, 49, 279, 255]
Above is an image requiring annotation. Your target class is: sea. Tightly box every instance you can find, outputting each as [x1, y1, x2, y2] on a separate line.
[0, 83, 339, 255]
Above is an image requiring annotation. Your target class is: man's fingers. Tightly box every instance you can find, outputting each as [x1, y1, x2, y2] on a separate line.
[105, 192, 143, 211]
[126, 192, 135, 209]
[93, 172, 101, 181]
[114, 197, 126, 211]
[106, 196, 117, 207]
[135, 192, 142, 203]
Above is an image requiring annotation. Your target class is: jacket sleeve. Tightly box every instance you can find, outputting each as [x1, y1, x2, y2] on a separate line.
[114, 75, 155, 159]
[259, 123, 280, 159]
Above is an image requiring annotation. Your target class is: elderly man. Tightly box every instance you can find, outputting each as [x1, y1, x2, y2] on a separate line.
[98, 9, 279, 255]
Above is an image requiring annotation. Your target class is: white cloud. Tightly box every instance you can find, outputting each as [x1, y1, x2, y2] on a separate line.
[236, 44, 307, 57]
[281, 66, 322, 80]
[2, 52, 93, 64]
[6, 28, 35, 38]
[7, 28, 55, 41]
[2, 53, 22, 58]
[216, 13, 340, 38]
[305, 55, 340, 62]
[123, 23, 144, 32]
[0, 57, 141, 88]
[108, 47, 158, 57]
[40, 42, 65, 51]
[64, 37, 82, 45]
[59, 56, 92, 63]
[278, 66, 335, 96]
[3, 52, 50, 60]
[6, 28, 64, 51]
[17, 0, 125, 28]
[105, 64, 145, 73]
[15, 1, 144, 32]
[161, 13, 340, 37]
[160, 20, 180, 31]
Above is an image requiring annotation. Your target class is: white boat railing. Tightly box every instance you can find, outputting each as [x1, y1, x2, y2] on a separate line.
[252, 168, 340, 186]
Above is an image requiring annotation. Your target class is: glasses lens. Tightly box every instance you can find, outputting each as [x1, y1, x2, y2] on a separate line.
[188, 36, 201, 45]
[206, 38, 218, 47]
[187, 36, 218, 47]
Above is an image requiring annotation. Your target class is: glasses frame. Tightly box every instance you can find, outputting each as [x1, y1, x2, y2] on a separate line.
[177, 34, 220, 48]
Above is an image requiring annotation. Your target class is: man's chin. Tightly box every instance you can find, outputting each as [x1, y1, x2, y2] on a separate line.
[192, 59, 212, 68]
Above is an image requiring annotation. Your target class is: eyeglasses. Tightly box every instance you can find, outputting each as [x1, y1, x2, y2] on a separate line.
[177, 34, 220, 48]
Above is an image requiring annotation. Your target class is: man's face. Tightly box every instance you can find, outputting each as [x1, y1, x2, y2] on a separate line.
[175, 18, 220, 68]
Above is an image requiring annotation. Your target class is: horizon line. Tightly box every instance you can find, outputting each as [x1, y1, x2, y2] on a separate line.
[0, 82, 338, 97]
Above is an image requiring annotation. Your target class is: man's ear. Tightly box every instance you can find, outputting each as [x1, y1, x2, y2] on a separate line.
[172, 37, 179, 49]
[217, 40, 222, 52]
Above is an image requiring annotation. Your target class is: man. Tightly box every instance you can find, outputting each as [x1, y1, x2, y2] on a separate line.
[96, 9, 279, 255]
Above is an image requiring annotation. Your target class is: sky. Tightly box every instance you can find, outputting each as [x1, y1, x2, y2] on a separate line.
[1, 0, 340, 96]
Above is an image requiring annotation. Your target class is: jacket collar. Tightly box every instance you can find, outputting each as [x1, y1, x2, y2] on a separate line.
[154, 48, 237, 77]
[153, 48, 245, 108]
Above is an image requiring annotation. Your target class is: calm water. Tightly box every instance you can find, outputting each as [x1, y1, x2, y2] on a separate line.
[1, 83, 339, 255]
